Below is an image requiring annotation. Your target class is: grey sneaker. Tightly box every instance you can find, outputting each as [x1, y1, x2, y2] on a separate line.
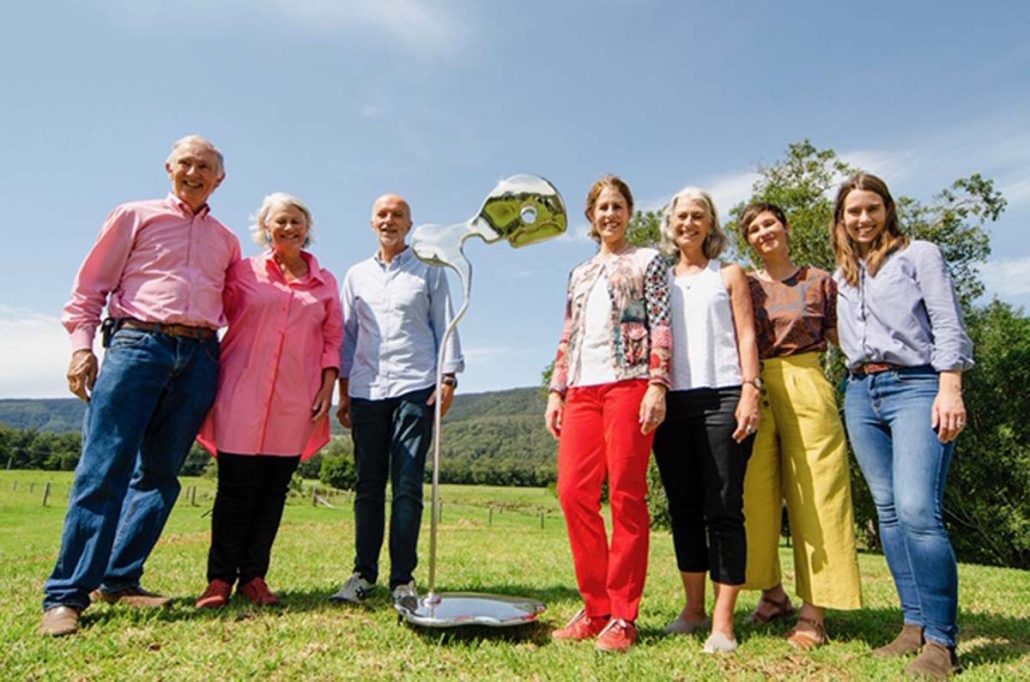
[329, 572, 374, 604]
[392, 580, 419, 612]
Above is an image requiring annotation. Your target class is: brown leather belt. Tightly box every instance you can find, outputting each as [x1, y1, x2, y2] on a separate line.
[121, 319, 216, 340]
[853, 362, 901, 376]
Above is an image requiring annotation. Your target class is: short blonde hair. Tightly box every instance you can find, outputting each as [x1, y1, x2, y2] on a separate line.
[251, 192, 315, 247]
[660, 186, 727, 259]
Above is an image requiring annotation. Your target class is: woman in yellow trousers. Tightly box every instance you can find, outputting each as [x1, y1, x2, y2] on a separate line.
[738, 202, 862, 649]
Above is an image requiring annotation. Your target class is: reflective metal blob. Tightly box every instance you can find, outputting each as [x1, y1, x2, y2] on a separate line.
[395, 593, 546, 628]
[404, 175, 567, 629]
[412, 174, 567, 289]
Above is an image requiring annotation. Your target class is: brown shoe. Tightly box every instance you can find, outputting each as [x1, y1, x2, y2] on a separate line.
[785, 616, 828, 651]
[196, 579, 233, 609]
[91, 585, 171, 608]
[749, 592, 795, 625]
[874, 623, 924, 657]
[237, 577, 280, 607]
[40, 606, 81, 637]
[906, 641, 960, 679]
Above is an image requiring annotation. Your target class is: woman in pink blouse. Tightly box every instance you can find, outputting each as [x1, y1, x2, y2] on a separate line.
[195, 193, 343, 608]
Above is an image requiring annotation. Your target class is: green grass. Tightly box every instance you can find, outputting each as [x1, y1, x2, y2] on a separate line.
[2, 470, 1027, 680]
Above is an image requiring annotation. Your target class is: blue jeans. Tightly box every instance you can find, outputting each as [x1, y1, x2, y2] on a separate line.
[43, 327, 219, 610]
[350, 387, 433, 589]
[844, 366, 958, 647]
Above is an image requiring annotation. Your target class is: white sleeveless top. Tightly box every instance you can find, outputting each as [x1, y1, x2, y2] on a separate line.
[669, 259, 742, 391]
[573, 274, 617, 387]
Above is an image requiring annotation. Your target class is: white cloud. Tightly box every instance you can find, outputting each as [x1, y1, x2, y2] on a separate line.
[704, 169, 761, 218]
[101, 0, 464, 53]
[265, 0, 461, 51]
[1000, 174, 1030, 208]
[839, 149, 917, 182]
[359, 104, 383, 120]
[982, 257, 1030, 297]
[461, 346, 514, 362]
[0, 307, 76, 398]
[640, 169, 759, 223]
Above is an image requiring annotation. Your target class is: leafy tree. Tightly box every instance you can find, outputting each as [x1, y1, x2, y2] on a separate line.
[945, 301, 1030, 567]
[707, 139, 1023, 569]
[319, 438, 357, 491]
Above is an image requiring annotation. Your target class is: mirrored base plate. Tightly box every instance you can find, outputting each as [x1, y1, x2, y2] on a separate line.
[396, 592, 545, 628]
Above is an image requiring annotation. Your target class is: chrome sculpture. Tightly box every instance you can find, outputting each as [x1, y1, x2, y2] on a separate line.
[399, 174, 567, 628]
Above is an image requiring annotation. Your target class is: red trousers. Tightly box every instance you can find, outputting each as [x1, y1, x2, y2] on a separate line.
[557, 380, 653, 622]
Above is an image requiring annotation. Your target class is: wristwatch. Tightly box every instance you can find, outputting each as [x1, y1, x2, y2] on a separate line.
[441, 374, 458, 388]
[743, 377, 763, 390]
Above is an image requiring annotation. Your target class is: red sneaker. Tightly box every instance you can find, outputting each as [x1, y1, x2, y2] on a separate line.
[237, 577, 280, 607]
[595, 618, 638, 652]
[195, 579, 233, 609]
[552, 609, 610, 641]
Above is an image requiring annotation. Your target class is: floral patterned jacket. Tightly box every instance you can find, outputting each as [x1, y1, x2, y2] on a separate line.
[548, 246, 672, 395]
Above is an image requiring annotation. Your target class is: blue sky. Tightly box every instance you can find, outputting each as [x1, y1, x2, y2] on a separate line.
[2, 1, 1029, 398]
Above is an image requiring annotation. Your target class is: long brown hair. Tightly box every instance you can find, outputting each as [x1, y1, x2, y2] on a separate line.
[831, 173, 909, 286]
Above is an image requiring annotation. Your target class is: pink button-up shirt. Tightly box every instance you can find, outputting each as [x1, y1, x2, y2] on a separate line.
[198, 252, 344, 460]
[62, 194, 241, 351]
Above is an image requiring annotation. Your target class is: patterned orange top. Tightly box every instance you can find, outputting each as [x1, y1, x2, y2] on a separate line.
[747, 266, 837, 359]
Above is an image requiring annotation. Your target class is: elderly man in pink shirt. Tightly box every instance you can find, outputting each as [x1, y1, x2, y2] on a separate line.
[41, 135, 241, 637]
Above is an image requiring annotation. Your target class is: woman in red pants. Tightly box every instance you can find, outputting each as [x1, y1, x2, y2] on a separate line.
[544, 175, 671, 652]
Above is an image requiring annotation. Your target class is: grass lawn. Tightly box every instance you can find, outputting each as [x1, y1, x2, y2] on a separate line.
[1, 470, 1027, 680]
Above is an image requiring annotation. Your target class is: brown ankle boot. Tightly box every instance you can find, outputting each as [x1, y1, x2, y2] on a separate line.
[906, 641, 960, 678]
[873, 623, 924, 657]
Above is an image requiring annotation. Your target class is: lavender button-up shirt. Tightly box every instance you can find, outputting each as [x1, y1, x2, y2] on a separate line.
[341, 247, 464, 401]
[835, 240, 973, 373]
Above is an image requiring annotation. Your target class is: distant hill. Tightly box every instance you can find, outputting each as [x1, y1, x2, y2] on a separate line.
[0, 399, 85, 432]
[0, 388, 558, 481]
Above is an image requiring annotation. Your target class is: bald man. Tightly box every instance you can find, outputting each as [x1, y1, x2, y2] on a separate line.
[331, 194, 464, 608]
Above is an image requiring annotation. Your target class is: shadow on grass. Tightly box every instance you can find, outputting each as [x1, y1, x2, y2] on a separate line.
[77, 595, 1028, 674]
[736, 606, 1030, 669]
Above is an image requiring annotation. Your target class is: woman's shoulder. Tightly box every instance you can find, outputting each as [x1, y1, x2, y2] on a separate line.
[230, 255, 263, 277]
[800, 265, 833, 282]
[901, 239, 943, 259]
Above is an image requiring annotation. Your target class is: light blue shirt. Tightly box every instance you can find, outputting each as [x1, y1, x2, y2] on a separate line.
[341, 247, 464, 400]
[836, 240, 973, 373]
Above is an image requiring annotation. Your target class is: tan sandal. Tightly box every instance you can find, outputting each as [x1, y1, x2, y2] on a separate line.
[749, 593, 795, 625]
[785, 616, 828, 651]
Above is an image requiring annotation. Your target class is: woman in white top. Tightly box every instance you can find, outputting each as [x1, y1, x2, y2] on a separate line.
[652, 186, 760, 654]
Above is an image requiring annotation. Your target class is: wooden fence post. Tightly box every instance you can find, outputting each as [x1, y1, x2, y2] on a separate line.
[190, 486, 197, 506]
[30, 482, 35, 493]
[488, 507, 493, 526]
[42, 482, 52, 507]
[312, 486, 318, 507]
[539, 511, 545, 529]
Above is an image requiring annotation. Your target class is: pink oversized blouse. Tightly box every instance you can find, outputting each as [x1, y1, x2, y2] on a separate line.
[198, 251, 343, 460]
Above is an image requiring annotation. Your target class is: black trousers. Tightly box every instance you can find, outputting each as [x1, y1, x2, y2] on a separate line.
[652, 387, 754, 585]
[207, 452, 300, 584]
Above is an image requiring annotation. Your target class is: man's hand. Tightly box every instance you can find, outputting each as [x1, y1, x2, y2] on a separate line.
[336, 394, 352, 429]
[67, 349, 98, 403]
[427, 382, 455, 418]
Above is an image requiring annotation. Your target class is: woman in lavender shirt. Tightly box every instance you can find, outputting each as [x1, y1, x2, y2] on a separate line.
[832, 173, 972, 679]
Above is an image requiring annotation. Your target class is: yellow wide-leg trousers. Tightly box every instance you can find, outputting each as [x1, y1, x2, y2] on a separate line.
[742, 352, 862, 609]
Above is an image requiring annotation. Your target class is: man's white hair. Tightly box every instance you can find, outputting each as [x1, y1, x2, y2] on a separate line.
[167, 135, 225, 178]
